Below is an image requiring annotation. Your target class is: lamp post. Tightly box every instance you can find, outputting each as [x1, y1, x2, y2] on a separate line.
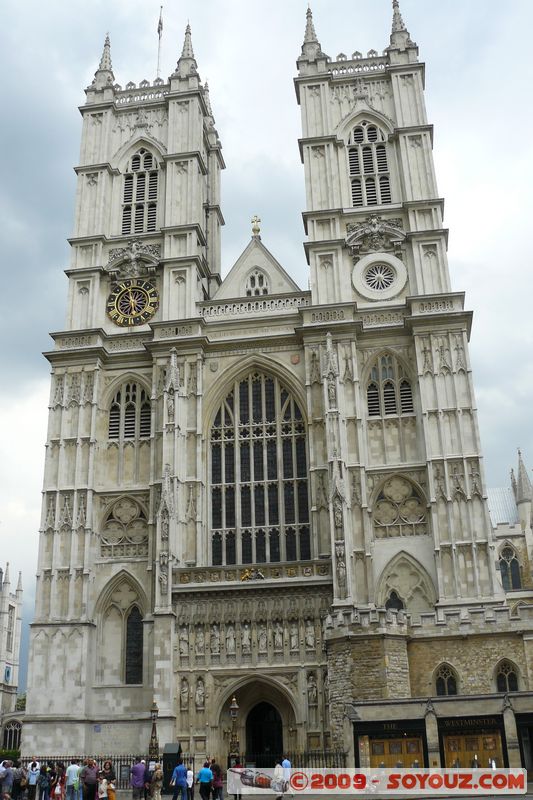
[228, 695, 240, 766]
[149, 700, 159, 761]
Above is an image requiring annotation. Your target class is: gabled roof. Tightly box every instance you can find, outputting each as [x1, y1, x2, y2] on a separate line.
[213, 236, 302, 300]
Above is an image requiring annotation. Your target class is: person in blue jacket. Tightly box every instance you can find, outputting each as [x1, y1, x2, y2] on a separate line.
[195, 763, 213, 800]
[170, 759, 188, 800]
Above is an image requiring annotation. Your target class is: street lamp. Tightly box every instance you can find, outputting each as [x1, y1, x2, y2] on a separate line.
[228, 695, 240, 766]
[149, 699, 159, 761]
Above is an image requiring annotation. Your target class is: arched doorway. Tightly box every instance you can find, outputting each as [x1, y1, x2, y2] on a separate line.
[246, 702, 283, 767]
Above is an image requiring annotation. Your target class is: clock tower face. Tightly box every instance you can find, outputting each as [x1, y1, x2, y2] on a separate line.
[106, 278, 159, 327]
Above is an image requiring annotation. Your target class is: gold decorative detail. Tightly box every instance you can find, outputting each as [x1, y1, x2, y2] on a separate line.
[106, 278, 159, 327]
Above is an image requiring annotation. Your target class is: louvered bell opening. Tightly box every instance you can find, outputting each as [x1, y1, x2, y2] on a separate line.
[352, 126, 364, 144]
[143, 153, 153, 170]
[400, 380, 414, 414]
[131, 154, 141, 171]
[376, 145, 388, 172]
[348, 148, 360, 175]
[383, 381, 397, 415]
[122, 206, 132, 235]
[365, 178, 377, 205]
[123, 174, 133, 203]
[351, 179, 363, 207]
[147, 204, 157, 232]
[362, 146, 373, 174]
[134, 204, 144, 233]
[108, 403, 120, 438]
[367, 126, 378, 142]
[139, 402, 151, 437]
[367, 383, 381, 416]
[135, 173, 146, 201]
[148, 172, 158, 200]
[380, 176, 392, 204]
[124, 404, 136, 438]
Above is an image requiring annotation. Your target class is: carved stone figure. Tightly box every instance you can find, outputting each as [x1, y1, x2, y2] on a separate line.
[274, 621, 284, 650]
[211, 623, 220, 654]
[226, 624, 236, 655]
[333, 496, 343, 530]
[195, 677, 205, 709]
[180, 677, 189, 709]
[305, 620, 315, 650]
[179, 625, 189, 656]
[307, 673, 318, 705]
[258, 624, 267, 652]
[290, 621, 299, 651]
[195, 626, 205, 655]
[241, 623, 251, 654]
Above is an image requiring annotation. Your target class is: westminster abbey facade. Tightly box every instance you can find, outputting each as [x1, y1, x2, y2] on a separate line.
[24, 2, 533, 772]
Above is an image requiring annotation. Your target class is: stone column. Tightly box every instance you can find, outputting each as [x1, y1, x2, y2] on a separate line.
[503, 700, 522, 768]
[424, 706, 441, 767]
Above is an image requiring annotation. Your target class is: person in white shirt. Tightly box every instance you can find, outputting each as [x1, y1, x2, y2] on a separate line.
[65, 760, 80, 800]
[186, 766, 194, 800]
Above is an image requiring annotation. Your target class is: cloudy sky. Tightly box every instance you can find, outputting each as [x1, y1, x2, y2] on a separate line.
[1, 0, 532, 686]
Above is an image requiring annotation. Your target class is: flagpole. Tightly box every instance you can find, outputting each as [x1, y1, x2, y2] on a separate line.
[157, 6, 163, 79]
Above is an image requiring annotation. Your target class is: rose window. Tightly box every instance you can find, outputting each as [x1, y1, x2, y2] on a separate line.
[373, 477, 427, 538]
[364, 263, 395, 291]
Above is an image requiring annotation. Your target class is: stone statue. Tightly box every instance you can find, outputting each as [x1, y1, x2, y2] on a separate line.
[305, 620, 315, 650]
[241, 623, 251, 654]
[258, 623, 267, 652]
[307, 673, 318, 705]
[180, 677, 189, 710]
[195, 626, 205, 655]
[179, 625, 189, 656]
[226, 624, 236, 655]
[274, 621, 284, 650]
[290, 621, 299, 651]
[195, 677, 205, 709]
[211, 623, 220, 654]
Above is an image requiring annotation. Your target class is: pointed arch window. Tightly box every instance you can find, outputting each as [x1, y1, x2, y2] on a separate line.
[125, 605, 143, 684]
[435, 664, 458, 696]
[499, 546, 522, 590]
[2, 720, 22, 751]
[366, 354, 414, 418]
[108, 382, 151, 441]
[348, 120, 392, 207]
[122, 148, 159, 235]
[209, 372, 310, 565]
[385, 590, 404, 611]
[496, 660, 519, 693]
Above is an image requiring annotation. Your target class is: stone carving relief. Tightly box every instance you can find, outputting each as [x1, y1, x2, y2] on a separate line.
[210, 623, 220, 654]
[100, 496, 149, 558]
[305, 619, 315, 650]
[307, 672, 318, 706]
[436, 337, 452, 374]
[107, 239, 160, 279]
[180, 677, 189, 710]
[309, 349, 321, 384]
[346, 214, 405, 261]
[273, 621, 284, 651]
[226, 624, 236, 655]
[241, 623, 251, 654]
[195, 626, 205, 655]
[66, 374, 81, 406]
[335, 540, 347, 598]
[179, 625, 189, 657]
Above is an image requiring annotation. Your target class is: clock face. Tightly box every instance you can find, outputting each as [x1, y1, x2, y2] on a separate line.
[107, 279, 159, 327]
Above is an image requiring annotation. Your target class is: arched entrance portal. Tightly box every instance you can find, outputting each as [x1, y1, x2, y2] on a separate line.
[246, 702, 283, 767]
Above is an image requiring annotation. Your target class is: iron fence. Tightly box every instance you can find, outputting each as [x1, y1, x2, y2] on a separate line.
[22, 755, 195, 790]
[237, 750, 347, 769]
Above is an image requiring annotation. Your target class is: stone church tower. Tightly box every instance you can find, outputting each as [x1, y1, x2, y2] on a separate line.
[24, 3, 533, 769]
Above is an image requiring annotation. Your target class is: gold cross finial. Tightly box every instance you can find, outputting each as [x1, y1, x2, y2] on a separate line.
[251, 215, 261, 236]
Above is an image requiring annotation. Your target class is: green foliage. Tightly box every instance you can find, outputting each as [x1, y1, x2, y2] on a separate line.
[0, 749, 21, 760]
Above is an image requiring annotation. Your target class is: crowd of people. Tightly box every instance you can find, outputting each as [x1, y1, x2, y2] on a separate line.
[0, 758, 118, 800]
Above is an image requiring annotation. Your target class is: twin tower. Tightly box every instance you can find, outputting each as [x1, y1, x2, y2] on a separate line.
[23, 3, 533, 772]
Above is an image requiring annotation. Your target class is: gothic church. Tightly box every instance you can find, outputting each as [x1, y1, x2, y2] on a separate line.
[24, 2, 533, 772]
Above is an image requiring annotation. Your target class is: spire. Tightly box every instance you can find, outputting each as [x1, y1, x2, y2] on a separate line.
[515, 449, 532, 504]
[174, 23, 199, 79]
[17, 572, 22, 593]
[388, 0, 416, 51]
[3, 562, 10, 585]
[391, 0, 406, 33]
[299, 6, 326, 63]
[91, 33, 115, 90]
[203, 81, 213, 118]
[99, 33, 113, 71]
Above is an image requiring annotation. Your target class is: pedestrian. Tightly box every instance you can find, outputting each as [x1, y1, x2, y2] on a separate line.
[195, 763, 213, 800]
[170, 759, 187, 800]
[129, 759, 145, 800]
[65, 759, 79, 800]
[97, 773, 107, 800]
[79, 761, 98, 800]
[150, 765, 163, 800]
[281, 757, 291, 783]
[2, 762, 14, 799]
[185, 766, 194, 800]
[12, 761, 27, 800]
[142, 762, 151, 800]
[100, 764, 114, 800]
[210, 763, 222, 800]
[36, 768, 50, 800]
[27, 762, 40, 800]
